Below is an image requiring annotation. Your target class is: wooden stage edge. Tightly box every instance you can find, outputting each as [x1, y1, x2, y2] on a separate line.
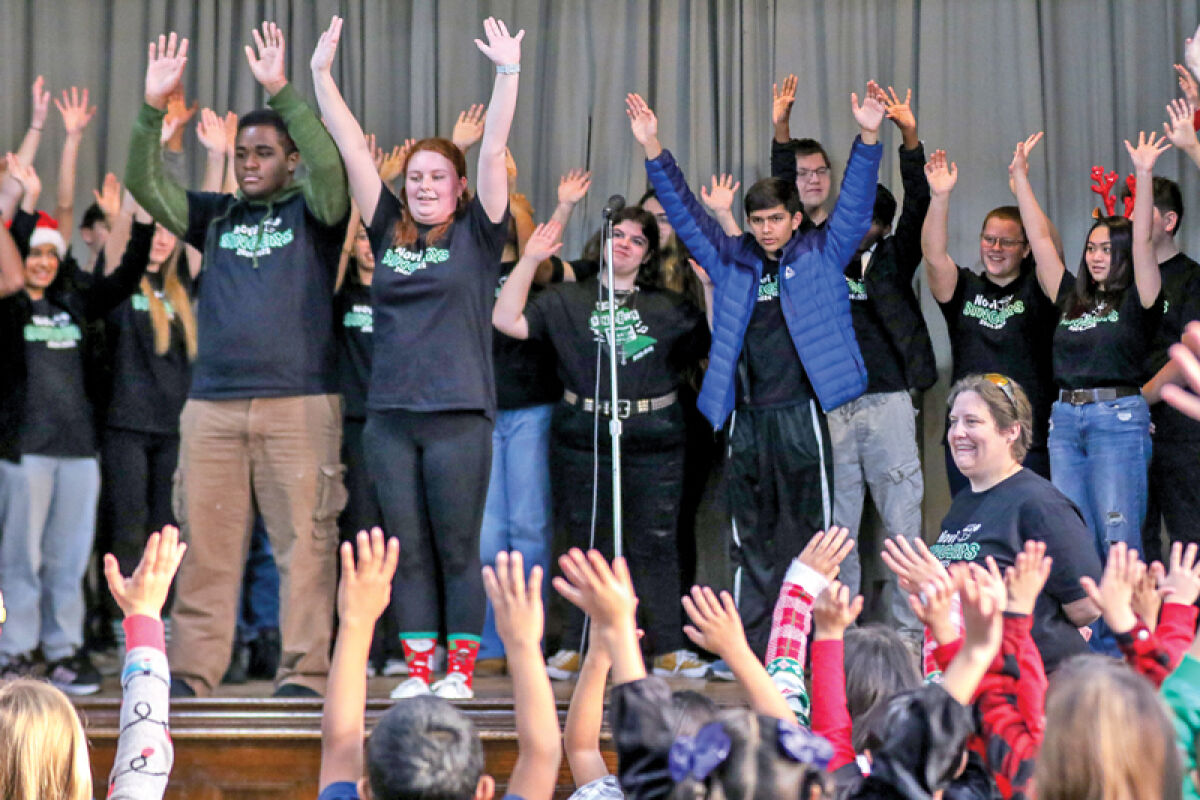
[76, 675, 750, 800]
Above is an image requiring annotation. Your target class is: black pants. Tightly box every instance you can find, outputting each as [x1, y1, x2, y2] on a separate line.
[1145, 437, 1200, 561]
[727, 401, 832, 659]
[551, 403, 688, 656]
[364, 409, 490, 636]
[97, 427, 180, 618]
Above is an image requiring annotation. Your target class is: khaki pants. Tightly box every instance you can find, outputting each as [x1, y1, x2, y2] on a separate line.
[170, 395, 345, 695]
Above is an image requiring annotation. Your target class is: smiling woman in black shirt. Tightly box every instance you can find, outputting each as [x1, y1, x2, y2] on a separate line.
[493, 209, 710, 680]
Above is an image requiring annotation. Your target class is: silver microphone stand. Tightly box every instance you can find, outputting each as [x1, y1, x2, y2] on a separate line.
[601, 207, 624, 559]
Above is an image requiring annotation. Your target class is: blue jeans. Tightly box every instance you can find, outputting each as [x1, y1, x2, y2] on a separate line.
[479, 404, 554, 659]
[0, 455, 100, 660]
[237, 516, 281, 641]
[1049, 395, 1152, 559]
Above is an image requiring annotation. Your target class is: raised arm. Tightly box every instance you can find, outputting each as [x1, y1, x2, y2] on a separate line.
[196, 108, 229, 193]
[126, 32, 191, 237]
[819, 84, 886, 268]
[940, 562, 1005, 706]
[1008, 132, 1064, 300]
[1163, 99, 1200, 172]
[100, 180, 134, 276]
[15, 76, 50, 169]
[919, 150, 961, 303]
[699, 174, 743, 236]
[2, 153, 41, 224]
[493, 220, 562, 339]
[564, 637, 613, 788]
[770, 74, 798, 185]
[247, 21, 348, 226]
[548, 168, 591, 231]
[320, 529, 400, 792]
[0, 208, 23, 298]
[875, 86, 929, 280]
[473, 18, 523, 223]
[1125, 131, 1170, 308]
[310, 16, 383, 224]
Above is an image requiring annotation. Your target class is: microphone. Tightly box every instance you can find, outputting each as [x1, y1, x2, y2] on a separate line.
[603, 194, 626, 219]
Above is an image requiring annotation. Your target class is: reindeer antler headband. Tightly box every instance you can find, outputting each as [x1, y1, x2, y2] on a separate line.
[1090, 166, 1136, 219]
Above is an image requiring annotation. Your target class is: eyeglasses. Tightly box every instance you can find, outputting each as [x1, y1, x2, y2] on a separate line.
[980, 234, 1027, 249]
[797, 167, 831, 181]
[983, 373, 1018, 411]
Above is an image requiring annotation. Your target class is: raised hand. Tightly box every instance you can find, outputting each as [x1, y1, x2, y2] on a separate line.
[245, 21, 288, 95]
[1186, 24, 1200, 79]
[103, 525, 188, 620]
[4, 153, 41, 198]
[483, 551, 544, 650]
[377, 143, 405, 183]
[1004, 539, 1053, 615]
[955, 561, 1005, 653]
[1079, 542, 1143, 634]
[92, 172, 123, 221]
[1177, 64, 1200, 108]
[879, 85, 917, 143]
[1125, 130, 1173, 173]
[1160, 541, 1200, 607]
[196, 108, 228, 154]
[523, 220, 564, 263]
[474, 17, 524, 66]
[396, 138, 417, 169]
[700, 174, 741, 216]
[881, 535, 949, 595]
[552, 549, 638, 630]
[1165, 322, 1200, 420]
[164, 87, 198, 131]
[311, 15, 342, 75]
[772, 73, 798, 126]
[907, 568, 958, 646]
[144, 32, 189, 109]
[1163, 98, 1200, 152]
[1132, 561, 1165, 630]
[796, 526, 855, 581]
[812, 580, 864, 640]
[924, 149, 958, 196]
[557, 168, 592, 207]
[336, 527, 400, 628]
[224, 111, 239, 153]
[681, 585, 750, 657]
[850, 81, 887, 135]
[451, 104, 487, 151]
[30, 75, 50, 130]
[625, 93, 659, 147]
[1009, 131, 1044, 183]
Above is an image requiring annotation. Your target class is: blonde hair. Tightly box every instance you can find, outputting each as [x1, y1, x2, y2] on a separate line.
[946, 374, 1033, 462]
[0, 679, 93, 800]
[142, 242, 197, 360]
[1036, 656, 1182, 800]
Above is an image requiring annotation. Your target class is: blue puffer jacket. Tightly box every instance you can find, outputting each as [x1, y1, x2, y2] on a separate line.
[645, 138, 882, 429]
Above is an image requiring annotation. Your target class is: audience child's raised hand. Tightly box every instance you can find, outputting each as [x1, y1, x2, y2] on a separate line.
[681, 585, 748, 657]
[812, 580, 864, 641]
[940, 562, 1005, 705]
[553, 549, 645, 685]
[700, 173, 741, 216]
[483, 551, 545, 651]
[103, 525, 188, 620]
[452, 104, 487, 152]
[907, 568, 958, 646]
[850, 80, 886, 143]
[1132, 561, 1165, 630]
[625, 93, 662, 158]
[882, 534, 949, 596]
[1160, 542, 1200, 607]
[144, 32, 189, 110]
[1004, 540, 1053, 616]
[30, 75, 50, 131]
[336, 527, 400, 629]
[924, 149, 958, 197]
[1080, 542, 1144, 635]
[796, 526, 855, 581]
[245, 21, 289, 95]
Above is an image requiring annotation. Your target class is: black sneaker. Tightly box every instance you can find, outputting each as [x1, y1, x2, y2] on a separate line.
[248, 627, 281, 680]
[47, 652, 101, 695]
[272, 682, 320, 698]
[222, 639, 249, 685]
[0, 652, 40, 681]
[170, 678, 197, 698]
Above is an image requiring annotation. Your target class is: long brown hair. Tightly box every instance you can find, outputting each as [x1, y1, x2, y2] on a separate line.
[143, 242, 197, 360]
[390, 138, 471, 250]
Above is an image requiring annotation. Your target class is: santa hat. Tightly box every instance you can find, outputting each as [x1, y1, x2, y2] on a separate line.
[28, 211, 66, 258]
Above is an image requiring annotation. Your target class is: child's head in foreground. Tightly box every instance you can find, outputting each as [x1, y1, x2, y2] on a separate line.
[0, 678, 93, 800]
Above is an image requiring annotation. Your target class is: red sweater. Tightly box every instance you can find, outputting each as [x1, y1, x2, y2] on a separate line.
[1115, 602, 1199, 688]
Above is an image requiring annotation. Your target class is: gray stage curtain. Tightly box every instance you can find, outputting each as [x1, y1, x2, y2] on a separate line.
[3, 0, 1199, 531]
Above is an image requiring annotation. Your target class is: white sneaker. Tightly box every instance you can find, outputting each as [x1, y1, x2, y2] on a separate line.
[652, 649, 710, 678]
[389, 676, 432, 699]
[546, 649, 582, 681]
[431, 672, 475, 700]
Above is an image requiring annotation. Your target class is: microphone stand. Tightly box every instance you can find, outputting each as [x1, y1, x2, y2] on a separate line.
[601, 207, 624, 559]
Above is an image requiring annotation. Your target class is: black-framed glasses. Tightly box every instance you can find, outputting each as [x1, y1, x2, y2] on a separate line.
[983, 373, 1018, 411]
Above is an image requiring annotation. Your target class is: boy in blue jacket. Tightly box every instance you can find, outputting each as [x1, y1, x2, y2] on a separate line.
[625, 87, 884, 661]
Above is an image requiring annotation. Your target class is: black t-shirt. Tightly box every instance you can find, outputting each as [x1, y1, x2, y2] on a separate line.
[335, 279, 373, 420]
[846, 251, 907, 394]
[492, 256, 599, 410]
[1052, 272, 1163, 389]
[932, 468, 1101, 673]
[104, 270, 192, 435]
[741, 259, 813, 408]
[22, 297, 95, 456]
[939, 262, 1059, 446]
[523, 277, 708, 403]
[366, 186, 509, 417]
[1147, 253, 1200, 441]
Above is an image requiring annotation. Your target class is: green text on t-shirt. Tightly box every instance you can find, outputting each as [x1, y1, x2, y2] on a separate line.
[24, 311, 82, 350]
[962, 293, 1025, 330]
[218, 219, 295, 259]
[380, 245, 451, 276]
[588, 302, 657, 363]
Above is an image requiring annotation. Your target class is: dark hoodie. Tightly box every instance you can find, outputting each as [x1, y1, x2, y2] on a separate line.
[126, 84, 350, 399]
